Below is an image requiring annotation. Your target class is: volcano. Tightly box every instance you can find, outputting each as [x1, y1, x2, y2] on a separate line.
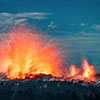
[0, 26, 100, 100]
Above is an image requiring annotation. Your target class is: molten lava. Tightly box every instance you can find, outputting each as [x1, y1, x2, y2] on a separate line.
[0, 26, 97, 81]
[81, 59, 96, 81]
[67, 59, 96, 81]
[69, 65, 79, 77]
[0, 26, 63, 79]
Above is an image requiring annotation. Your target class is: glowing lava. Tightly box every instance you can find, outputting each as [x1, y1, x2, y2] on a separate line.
[67, 59, 97, 81]
[0, 26, 97, 81]
[69, 65, 79, 77]
[81, 59, 96, 81]
[0, 26, 63, 79]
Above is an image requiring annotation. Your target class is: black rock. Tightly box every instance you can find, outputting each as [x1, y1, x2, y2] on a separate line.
[0, 79, 100, 100]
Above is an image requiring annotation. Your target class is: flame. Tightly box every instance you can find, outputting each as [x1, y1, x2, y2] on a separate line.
[0, 26, 97, 81]
[0, 26, 63, 79]
[67, 59, 97, 81]
[69, 65, 79, 77]
[81, 59, 96, 81]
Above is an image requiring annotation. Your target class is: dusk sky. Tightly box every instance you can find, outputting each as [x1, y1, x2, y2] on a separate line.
[0, 0, 100, 70]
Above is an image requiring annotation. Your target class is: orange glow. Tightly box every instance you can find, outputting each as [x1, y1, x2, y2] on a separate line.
[0, 26, 63, 79]
[0, 26, 98, 82]
[64, 59, 97, 81]
[81, 59, 96, 81]
[69, 65, 79, 77]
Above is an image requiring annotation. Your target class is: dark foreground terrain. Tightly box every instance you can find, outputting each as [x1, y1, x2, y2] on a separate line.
[0, 78, 100, 100]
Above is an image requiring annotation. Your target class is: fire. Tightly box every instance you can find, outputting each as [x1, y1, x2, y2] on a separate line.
[81, 59, 96, 81]
[0, 26, 97, 81]
[69, 65, 79, 77]
[66, 59, 96, 81]
[0, 26, 63, 79]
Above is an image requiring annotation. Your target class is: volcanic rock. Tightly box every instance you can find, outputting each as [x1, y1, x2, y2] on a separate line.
[0, 78, 100, 100]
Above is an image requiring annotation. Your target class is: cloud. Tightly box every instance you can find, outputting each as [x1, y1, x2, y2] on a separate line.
[0, 12, 52, 31]
[80, 31, 100, 37]
[48, 21, 58, 29]
[80, 23, 86, 26]
[0, 12, 51, 20]
[91, 24, 100, 31]
[15, 19, 27, 25]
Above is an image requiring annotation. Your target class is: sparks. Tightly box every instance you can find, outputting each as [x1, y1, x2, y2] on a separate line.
[0, 26, 63, 79]
[0, 26, 97, 82]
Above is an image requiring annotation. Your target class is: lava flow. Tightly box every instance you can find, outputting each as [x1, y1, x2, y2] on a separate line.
[0, 26, 97, 81]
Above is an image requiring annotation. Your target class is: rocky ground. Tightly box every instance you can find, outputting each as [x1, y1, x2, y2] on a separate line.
[0, 76, 100, 100]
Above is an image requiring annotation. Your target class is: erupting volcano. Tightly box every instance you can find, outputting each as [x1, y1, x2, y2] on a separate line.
[0, 26, 63, 79]
[0, 26, 97, 81]
[68, 59, 96, 81]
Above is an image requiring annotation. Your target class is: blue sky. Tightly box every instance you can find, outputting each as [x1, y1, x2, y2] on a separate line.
[0, 0, 100, 33]
[0, 0, 100, 70]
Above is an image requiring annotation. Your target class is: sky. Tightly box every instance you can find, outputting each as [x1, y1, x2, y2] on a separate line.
[0, 0, 100, 33]
[0, 0, 100, 70]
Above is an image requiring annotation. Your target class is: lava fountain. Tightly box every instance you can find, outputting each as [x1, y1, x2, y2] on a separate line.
[0, 26, 63, 79]
[0, 26, 97, 81]
[67, 59, 97, 81]
[81, 59, 96, 81]
[69, 65, 80, 77]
